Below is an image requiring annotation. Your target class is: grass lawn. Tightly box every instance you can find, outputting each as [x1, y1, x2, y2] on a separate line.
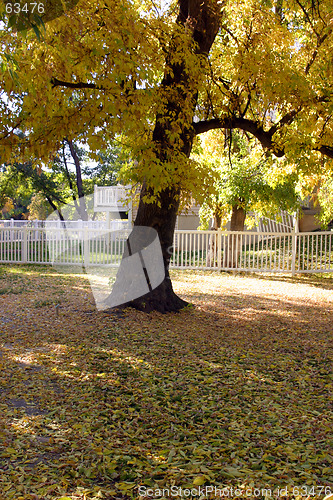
[0, 265, 332, 500]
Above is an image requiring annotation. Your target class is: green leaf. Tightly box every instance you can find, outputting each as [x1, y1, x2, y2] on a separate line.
[167, 448, 176, 463]
[7, 15, 17, 29]
[31, 24, 41, 41]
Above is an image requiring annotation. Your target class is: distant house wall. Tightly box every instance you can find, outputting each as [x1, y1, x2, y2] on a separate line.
[299, 193, 322, 232]
[175, 201, 201, 231]
[177, 214, 200, 230]
[299, 209, 322, 232]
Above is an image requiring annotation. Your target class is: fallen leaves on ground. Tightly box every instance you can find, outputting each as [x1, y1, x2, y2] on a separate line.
[0, 265, 332, 500]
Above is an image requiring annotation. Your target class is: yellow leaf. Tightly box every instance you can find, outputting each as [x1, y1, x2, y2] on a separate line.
[116, 482, 136, 491]
[193, 476, 206, 486]
[5, 447, 16, 454]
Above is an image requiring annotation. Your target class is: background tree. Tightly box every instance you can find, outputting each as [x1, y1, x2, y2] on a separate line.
[83, 141, 125, 188]
[0, 161, 67, 219]
[50, 139, 89, 220]
[195, 129, 300, 266]
[27, 192, 51, 220]
[196, 130, 299, 232]
[0, 140, 125, 219]
[298, 165, 333, 229]
[0, 196, 15, 219]
[317, 176, 333, 228]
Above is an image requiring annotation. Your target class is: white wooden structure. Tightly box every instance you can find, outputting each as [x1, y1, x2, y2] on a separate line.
[93, 185, 132, 228]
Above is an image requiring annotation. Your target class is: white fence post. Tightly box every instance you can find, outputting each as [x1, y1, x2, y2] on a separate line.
[291, 226, 297, 276]
[22, 226, 28, 263]
[84, 227, 89, 268]
[217, 228, 222, 271]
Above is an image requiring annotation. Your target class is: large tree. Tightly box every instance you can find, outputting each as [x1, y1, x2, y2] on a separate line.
[1, 0, 333, 311]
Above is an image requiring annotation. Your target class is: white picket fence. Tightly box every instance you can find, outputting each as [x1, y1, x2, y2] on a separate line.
[0, 219, 128, 230]
[0, 226, 332, 274]
[173, 229, 333, 274]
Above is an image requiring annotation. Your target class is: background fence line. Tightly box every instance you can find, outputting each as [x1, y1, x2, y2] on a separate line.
[0, 219, 128, 230]
[0, 226, 332, 274]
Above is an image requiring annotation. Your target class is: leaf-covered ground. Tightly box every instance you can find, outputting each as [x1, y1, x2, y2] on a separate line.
[0, 265, 332, 500]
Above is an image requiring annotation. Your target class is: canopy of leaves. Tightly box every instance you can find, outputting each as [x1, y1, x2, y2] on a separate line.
[316, 175, 333, 228]
[1, 0, 333, 202]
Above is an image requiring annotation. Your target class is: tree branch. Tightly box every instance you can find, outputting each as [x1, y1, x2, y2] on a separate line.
[50, 76, 137, 101]
[0, 120, 24, 141]
[295, 0, 319, 37]
[193, 117, 284, 156]
[268, 108, 302, 136]
[316, 145, 333, 159]
[193, 116, 333, 160]
[305, 27, 332, 75]
[51, 77, 98, 89]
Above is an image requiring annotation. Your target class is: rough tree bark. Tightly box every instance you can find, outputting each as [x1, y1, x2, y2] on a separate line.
[224, 203, 246, 268]
[123, 183, 187, 313]
[109, 0, 223, 313]
[230, 204, 246, 232]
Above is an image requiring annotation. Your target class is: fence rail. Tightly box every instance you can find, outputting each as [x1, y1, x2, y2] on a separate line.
[0, 227, 332, 274]
[0, 219, 128, 230]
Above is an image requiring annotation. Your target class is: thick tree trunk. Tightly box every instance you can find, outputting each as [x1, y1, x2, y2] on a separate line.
[121, 184, 188, 313]
[224, 204, 246, 268]
[105, 0, 222, 313]
[230, 204, 246, 231]
[104, 183, 188, 313]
